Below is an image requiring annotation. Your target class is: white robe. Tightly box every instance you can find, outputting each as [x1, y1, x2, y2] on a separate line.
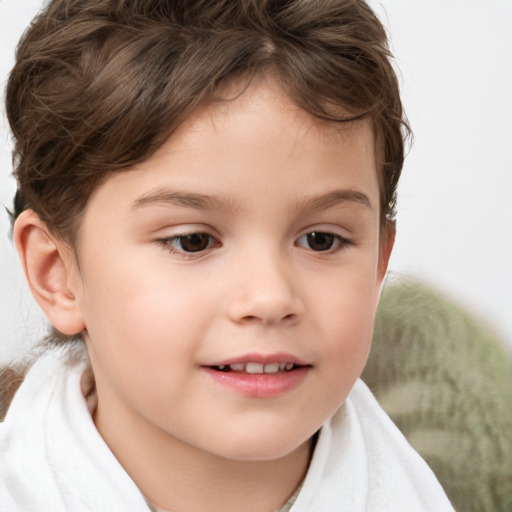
[0, 344, 454, 511]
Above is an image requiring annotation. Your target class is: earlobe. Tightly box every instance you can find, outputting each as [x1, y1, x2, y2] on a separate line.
[13, 210, 85, 336]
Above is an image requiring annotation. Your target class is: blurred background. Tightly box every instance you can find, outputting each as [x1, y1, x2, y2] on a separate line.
[1, 0, 511, 363]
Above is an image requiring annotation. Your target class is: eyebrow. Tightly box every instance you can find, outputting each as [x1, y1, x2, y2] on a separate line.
[130, 187, 372, 215]
[298, 189, 373, 212]
[130, 189, 241, 215]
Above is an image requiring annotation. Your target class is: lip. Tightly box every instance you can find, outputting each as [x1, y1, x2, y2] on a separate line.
[201, 352, 311, 398]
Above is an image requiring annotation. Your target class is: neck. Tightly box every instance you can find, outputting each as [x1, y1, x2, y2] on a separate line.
[146, 446, 309, 512]
[94, 398, 311, 512]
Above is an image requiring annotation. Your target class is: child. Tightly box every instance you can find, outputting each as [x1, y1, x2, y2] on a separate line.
[0, 0, 454, 510]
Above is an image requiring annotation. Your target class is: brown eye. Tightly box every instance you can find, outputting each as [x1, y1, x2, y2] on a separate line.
[296, 231, 350, 252]
[306, 232, 335, 251]
[162, 233, 215, 254]
[176, 233, 212, 252]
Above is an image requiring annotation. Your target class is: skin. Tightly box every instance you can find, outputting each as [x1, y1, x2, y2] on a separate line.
[15, 78, 393, 511]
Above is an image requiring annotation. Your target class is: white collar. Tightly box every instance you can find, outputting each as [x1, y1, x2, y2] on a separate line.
[0, 344, 454, 511]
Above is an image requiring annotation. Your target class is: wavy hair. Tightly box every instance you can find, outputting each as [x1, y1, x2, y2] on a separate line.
[7, 0, 409, 245]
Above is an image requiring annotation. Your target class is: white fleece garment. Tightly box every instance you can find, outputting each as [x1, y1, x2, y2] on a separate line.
[0, 345, 454, 512]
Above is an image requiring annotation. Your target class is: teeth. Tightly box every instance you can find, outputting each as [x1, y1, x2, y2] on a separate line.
[264, 363, 280, 374]
[245, 362, 264, 374]
[223, 362, 296, 373]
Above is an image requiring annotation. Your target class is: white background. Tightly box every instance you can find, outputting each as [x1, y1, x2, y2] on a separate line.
[1, 0, 511, 363]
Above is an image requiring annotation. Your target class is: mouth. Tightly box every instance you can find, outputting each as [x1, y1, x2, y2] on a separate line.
[202, 355, 311, 397]
[209, 362, 301, 374]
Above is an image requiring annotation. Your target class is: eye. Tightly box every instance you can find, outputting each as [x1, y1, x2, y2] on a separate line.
[295, 231, 350, 252]
[161, 233, 217, 254]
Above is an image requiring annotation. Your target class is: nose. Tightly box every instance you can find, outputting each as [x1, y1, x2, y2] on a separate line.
[226, 248, 305, 326]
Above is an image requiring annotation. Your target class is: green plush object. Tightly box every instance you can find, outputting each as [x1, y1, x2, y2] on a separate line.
[363, 279, 512, 512]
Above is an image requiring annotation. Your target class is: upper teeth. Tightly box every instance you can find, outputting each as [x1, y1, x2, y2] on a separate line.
[216, 362, 295, 373]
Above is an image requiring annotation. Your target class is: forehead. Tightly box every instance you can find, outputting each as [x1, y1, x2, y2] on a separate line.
[181, 77, 375, 154]
[80, 78, 379, 227]
[138, 78, 377, 183]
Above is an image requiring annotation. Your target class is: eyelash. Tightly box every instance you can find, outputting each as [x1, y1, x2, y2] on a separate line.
[157, 233, 220, 256]
[295, 231, 352, 253]
[157, 230, 352, 256]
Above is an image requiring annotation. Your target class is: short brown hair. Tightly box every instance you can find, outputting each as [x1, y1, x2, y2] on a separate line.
[7, 0, 409, 244]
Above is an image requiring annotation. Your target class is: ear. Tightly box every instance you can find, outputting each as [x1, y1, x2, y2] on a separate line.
[374, 221, 396, 304]
[13, 210, 85, 336]
[378, 221, 396, 281]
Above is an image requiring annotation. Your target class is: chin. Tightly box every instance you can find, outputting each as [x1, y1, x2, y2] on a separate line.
[211, 432, 311, 462]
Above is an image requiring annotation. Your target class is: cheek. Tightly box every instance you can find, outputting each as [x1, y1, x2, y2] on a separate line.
[79, 266, 173, 361]
[81, 283, 197, 408]
[80, 263, 224, 400]
[84, 281, 199, 351]
[315, 269, 378, 365]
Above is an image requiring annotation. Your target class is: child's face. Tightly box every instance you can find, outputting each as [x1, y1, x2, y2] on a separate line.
[70, 79, 391, 461]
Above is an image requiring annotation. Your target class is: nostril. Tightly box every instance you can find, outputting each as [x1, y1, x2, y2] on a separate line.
[242, 315, 260, 323]
[250, 313, 297, 326]
[227, 290, 304, 326]
[282, 313, 296, 323]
